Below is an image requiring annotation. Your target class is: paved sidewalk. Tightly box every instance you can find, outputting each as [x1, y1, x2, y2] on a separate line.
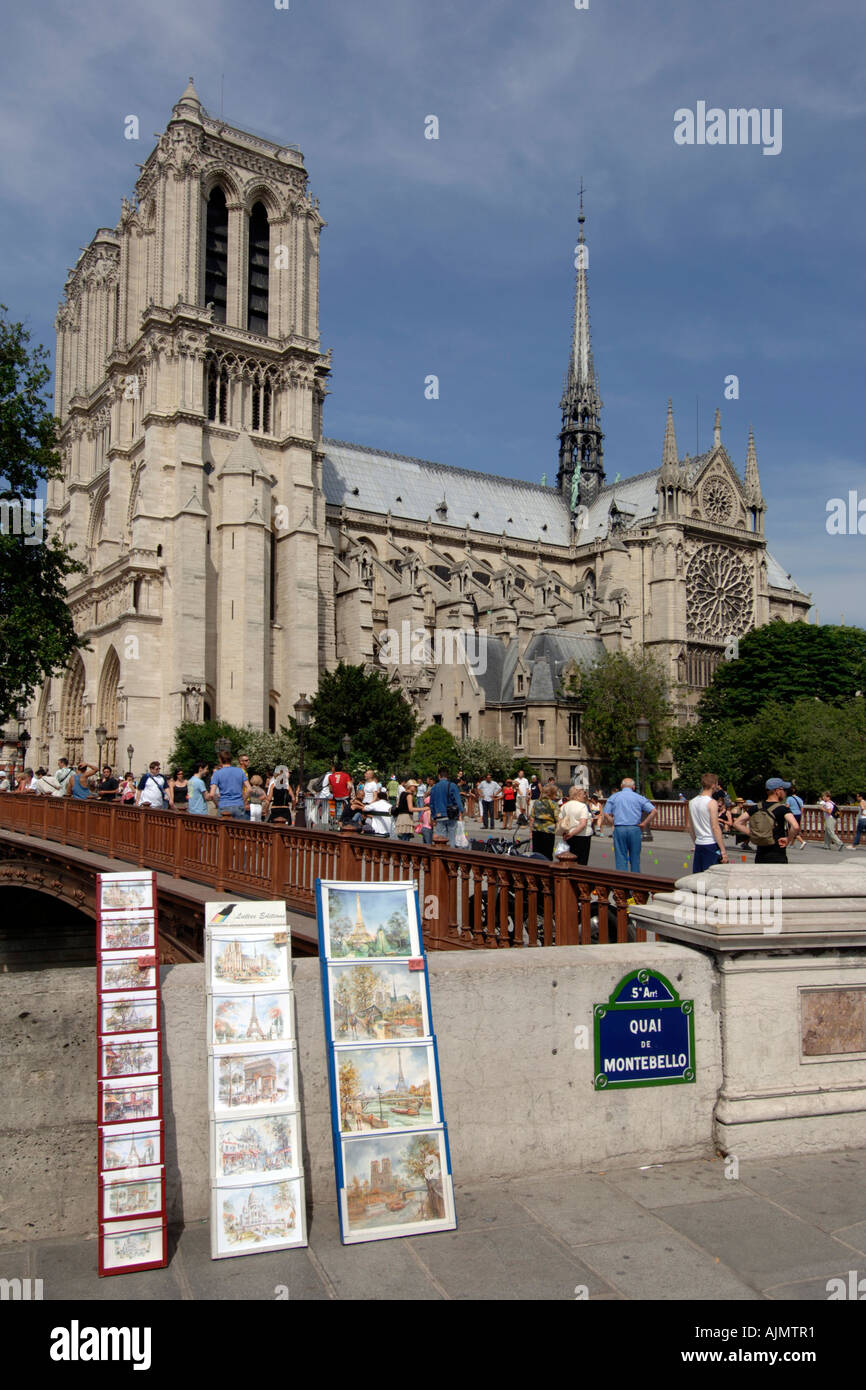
[14, 1149, 866, 1301]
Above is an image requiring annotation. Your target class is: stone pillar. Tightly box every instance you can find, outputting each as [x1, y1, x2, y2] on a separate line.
[630, 864, 866, 1157]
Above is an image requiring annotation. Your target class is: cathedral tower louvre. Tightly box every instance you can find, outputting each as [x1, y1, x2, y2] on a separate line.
[557, 188, 605, 515]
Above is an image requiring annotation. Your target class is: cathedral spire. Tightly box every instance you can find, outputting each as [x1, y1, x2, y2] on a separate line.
[744, 425, 763, 502]
[557, 184, 605, 515]
[661, 398, 679, 474]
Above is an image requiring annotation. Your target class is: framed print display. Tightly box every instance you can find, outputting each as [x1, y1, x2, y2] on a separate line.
[99, 872, 154, 914]
[319, 883, 420, 961]
[205, 899, 308, 1258]
[339, 1128, 455, 1244]
[209, 990, 293, 1047]
[210, 1044, 297, 1117]
[100, 1168, 165, 1222]
[316, 879, 456, 1245]
[335, 1042, 440, 1136]
[98, 1218, 167, 1275]
[212, 1111, 301, 1184]
[99, 1077, 162, 1126]
[99, 950, 158, 993]
[328, 959, 431, 1042]
[99, 913, 156, 953]
[211, 1176, 306, 1258]
[96, 871, 167, 1276]
[99, 1031, 161, 1081]
[207, 929, 291, 992]
[100, 990, 160, 1036]
[100, 1121, 163, 1172]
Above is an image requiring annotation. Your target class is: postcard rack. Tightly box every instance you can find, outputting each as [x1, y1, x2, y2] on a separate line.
[315, 879, 456, 1244]
[96, 871, 167, 1276]
[205, 900, 308, 1257]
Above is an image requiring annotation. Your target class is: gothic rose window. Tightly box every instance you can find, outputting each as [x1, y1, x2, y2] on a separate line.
[685, 544, 752, 639]
[700, 476, 736, 524]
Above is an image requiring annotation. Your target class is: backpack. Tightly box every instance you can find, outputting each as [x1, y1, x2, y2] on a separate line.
[748, 804, 780, 848]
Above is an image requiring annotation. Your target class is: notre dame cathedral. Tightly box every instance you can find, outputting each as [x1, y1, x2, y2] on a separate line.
[33, 81, 810, 783]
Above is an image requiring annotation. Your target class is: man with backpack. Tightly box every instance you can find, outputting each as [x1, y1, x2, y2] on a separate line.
[733, 778, 800, 864]
[136, 760, 169, 809]
[429, 766, 463, 848]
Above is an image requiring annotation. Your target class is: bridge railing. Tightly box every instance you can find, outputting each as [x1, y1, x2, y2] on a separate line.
[0, 794, 678, 950]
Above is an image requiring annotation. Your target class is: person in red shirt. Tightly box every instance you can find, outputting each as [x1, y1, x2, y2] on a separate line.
[329, 762, 354, 825]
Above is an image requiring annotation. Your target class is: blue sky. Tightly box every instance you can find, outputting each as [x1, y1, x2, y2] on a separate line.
[2, 0, 864, 623]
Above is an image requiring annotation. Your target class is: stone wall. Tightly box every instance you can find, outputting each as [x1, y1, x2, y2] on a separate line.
[0, 942, 720, 1242]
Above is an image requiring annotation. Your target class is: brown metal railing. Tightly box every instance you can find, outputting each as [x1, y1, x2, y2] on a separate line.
[0, 792, 676, 950]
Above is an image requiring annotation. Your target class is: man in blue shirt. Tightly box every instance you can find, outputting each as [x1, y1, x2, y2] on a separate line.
[210, 752, 249, 818]
[188, 761, 213, 815]
[602, 778, 656, 872]
[428, 766, 463, 848]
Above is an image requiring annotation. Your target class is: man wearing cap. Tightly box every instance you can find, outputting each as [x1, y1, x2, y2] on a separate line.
[601, 777, 656, 873]
[734, 779, 800, 865]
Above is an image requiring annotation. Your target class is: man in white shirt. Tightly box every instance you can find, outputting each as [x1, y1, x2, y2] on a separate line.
[477, 773, 501, 830]
[515, 770, 530, 819]
[687, 773, 729, 873]
[52, 758, 74, 796]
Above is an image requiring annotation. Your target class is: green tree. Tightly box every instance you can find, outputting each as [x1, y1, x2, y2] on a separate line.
[293, 663, 418, 771]
[167, 719, 299, 777]
[453, 736, 525, 783]
[565, 650, 671, 789]
[0, 307, 87, 720]
[698, 621, 866, 722]
[410, 724, 459, 778]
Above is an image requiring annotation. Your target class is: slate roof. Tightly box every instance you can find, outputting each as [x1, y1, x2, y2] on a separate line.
[475, 631, 606, 704]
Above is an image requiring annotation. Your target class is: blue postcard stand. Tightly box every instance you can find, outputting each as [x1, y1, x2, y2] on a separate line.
[316, 879, 457, 1244]
[594, 969, 696, 1090]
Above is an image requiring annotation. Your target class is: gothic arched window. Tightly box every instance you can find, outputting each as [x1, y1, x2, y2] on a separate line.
[207, 358, 228, 425]
[247, 202, 270, 335]
[204, 188, 228, 324]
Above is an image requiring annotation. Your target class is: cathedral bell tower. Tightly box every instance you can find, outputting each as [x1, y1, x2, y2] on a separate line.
[557, 189, 605, 515]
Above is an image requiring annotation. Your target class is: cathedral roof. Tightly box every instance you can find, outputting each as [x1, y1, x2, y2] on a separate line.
[475, 631, 605, 704]
[322, 441, 573, 544]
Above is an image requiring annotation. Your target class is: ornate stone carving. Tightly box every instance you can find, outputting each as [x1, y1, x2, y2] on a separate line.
[699, 475, 737, 525]
[686, 543, 753, 640]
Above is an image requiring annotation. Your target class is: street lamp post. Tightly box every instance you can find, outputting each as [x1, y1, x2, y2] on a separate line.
[127, 744, 134, 777]
[341, 733, 352, 759]
[95, 724, 107, 786]
[294, 694, 312, 828]
[635, 715, 653, 842]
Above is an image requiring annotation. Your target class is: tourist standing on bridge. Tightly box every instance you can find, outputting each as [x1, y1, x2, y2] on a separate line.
[687, 773, 729, 873]
[136, 761, 168, 809]
[98, 766, 119, 802]
[188, 762, 213, 815]
[477, 772, 501, 830]
[210, 750, 249, 819]
[429, 767, 463, 848]
[72, 762, 98, 800]
[528, 778, 562, 859]
[556, 786, 594, 864]
[52, 757, 73, 797]
[602, 778, 656, 873]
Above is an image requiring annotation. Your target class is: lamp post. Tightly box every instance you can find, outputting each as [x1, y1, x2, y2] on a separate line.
[95, 724, 107, 784]
[15, 706, 30, 778]
[341, 733, 352, 759]
[635, 715, 653, 842]
[127, 744, 134, 777]
[294, 694, 312, 828]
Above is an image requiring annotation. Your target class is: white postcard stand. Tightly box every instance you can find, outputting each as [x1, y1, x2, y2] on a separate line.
[204, 900, 308, 1257]
[96, 871, 167, 1275]
[316, 880, 457, 1245]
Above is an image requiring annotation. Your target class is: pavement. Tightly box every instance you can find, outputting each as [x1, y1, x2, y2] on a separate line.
[11, 1148, 866, 1302]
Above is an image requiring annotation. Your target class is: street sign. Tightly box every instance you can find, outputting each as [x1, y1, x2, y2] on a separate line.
[593, 969, 695, 1090]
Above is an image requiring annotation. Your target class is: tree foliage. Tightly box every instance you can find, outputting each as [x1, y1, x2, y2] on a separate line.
[453, 736, 530, 783]
[0, 307, 86, 720]
[698, 620, 866, 722]
[564, 650, 671, 789]
[167, 719, 297, 777]
[410, 725, 459, 778]
[291, 663, 419, 772]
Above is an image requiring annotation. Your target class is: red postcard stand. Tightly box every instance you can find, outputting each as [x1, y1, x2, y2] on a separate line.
[96, 871, 168, 1275]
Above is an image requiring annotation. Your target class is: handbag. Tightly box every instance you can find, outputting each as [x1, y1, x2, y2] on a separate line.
[455, 819, 469, 849]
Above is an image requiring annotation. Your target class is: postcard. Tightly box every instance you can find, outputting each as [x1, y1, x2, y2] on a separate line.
[211, 1176, 306, 1257]
[335, 1042, 439, 1136]
[99, 1031, 161, 1080]
[99, 873, 154, 913]
[210, 991, 293, 1047]
[211, 1111, 301, 1184]
[210, 1044, 297, 1116]
[207, 929, 290, 992]
[320, 882, 419, 961]
[100, 990, 160, 1036]
[99, 914, 156, 953]
[99, 951, 158, 993]
[339, 1128, 455, 1243]
[100, 1169, 164, 1222]
[205, 900, 288, 931]
[99, 1218, 166, 1275]
[328, 960, 430, 1042]
[99, 1077, 161, 1125]
[99, 1122, 163, 1172]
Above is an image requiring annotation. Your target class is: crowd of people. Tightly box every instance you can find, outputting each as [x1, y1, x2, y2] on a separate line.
[3, 754, 864, 872]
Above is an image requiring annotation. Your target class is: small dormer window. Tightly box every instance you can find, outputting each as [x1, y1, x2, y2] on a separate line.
[516, 674, 524, 694]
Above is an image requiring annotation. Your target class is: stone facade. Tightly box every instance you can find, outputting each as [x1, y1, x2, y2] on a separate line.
[33, 84, 811, 780]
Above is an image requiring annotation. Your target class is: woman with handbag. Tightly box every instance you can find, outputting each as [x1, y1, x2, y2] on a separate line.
[556, 787, 593, 864]
[529, 779, 562, 860]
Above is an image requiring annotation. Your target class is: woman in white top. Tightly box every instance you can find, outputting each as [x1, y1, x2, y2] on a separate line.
[556, 787, 594, 864]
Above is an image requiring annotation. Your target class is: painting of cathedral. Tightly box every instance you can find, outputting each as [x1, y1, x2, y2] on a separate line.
[99, 876, 154, 914]
[26, 82, 810, 779]
[340, 1129, 455, 1243]
[212, 1177, 306, 1256]
[209, 933, 288, 991]
[211, 992, 289, 1045]
[323, 884, 417, 961]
